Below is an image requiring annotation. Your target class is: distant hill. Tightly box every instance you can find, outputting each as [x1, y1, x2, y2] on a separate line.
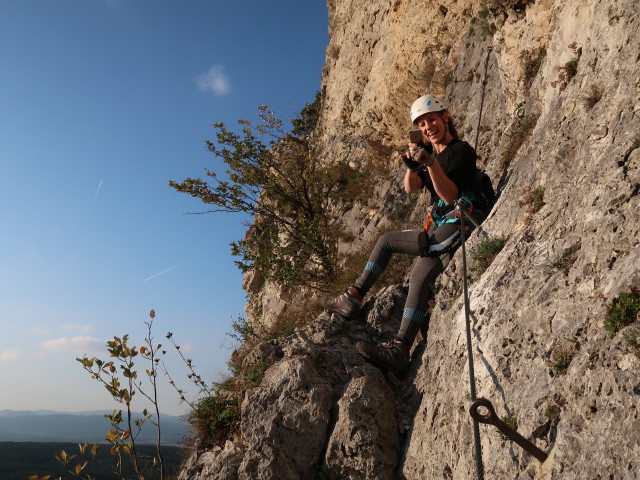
[0, 410, 187, 445]
[0, 409, 113, 417]
[0, 441, 182, 480]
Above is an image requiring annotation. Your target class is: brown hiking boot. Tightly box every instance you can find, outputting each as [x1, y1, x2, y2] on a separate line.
[356, 340, 410, 378]
[319, 287, 362, 319]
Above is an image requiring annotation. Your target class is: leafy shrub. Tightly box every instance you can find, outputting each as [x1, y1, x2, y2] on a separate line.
[471, 237, 507, 277]
[563, 58, 579, 80]
[520, 46, 546, 91]
[550, 339, 577, 376]
[500, 114, 539, 170]
[212, 359, 242, 393]
[604, 286, 640, 333]
[581, 84, 604, 109]
[552, 353, 570, 375]
[244, 362, 269, 388]
[188, 394, 240, 447]
[228, 315, 255, 344]
[471, 5, 493, 37]
[545, 404, 561, 420]
[530, 187, 545, 212]
[517, 186, 545, 225]
[557, 43, 582, 91]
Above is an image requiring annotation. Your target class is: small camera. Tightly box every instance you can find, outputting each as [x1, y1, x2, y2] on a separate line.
[409, 129, 423, 144]
[409, 130, 434, 154]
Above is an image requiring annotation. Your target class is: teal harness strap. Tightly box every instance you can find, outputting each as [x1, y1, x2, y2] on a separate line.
[433, 192, 478, 228]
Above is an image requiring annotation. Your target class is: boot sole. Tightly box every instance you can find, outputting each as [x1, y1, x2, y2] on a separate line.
[355, 343, 409, 379]
[319, 302, 359, 320]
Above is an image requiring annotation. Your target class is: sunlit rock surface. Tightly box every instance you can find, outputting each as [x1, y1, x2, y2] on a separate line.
[181, 0, 640, 478]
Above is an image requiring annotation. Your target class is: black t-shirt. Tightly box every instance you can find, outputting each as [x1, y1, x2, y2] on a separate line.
[418, 139, 477, 203]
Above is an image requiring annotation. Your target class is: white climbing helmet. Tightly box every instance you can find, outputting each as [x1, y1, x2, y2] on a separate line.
[410, 94, 448, 123]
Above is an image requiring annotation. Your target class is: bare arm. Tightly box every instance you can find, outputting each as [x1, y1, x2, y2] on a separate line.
[404, 169, 423, 193]
[404, 161, 458, 200]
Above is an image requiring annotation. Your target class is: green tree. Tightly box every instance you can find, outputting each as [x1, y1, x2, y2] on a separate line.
[292, 91, 321, 136]
[170, 104, 363, 288]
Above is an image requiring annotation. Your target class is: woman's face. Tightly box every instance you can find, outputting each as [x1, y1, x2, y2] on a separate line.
[415, 111, 449, 145]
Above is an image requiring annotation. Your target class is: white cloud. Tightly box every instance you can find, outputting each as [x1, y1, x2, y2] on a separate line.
[1, 348, 19, 361]
[196, 65, 231, 95]
[28, 326, 49, 335]
[61, 324, 93, 333]
[40, 336, 102, 353]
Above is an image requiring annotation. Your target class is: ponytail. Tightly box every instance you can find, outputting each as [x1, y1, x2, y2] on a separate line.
[444, 112, 460, 140]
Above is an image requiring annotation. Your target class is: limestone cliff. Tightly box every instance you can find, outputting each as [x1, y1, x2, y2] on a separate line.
[181, 0, 639, 478]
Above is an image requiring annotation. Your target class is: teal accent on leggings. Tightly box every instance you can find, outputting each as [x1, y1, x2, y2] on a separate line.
[403, 307, 425, 323]
[364, 261, 383, 276]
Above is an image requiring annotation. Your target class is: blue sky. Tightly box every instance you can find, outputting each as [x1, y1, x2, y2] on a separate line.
[0, 1, 328, 416]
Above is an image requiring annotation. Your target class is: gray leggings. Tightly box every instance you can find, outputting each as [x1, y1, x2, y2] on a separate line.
[354, 223, 460, 347]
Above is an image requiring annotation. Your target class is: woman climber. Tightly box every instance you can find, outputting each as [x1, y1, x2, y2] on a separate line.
[320, 94, 485, 377]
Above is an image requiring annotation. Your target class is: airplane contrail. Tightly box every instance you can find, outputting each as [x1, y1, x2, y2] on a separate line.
[90, 179, 103, 206]
[144, 259, 193, 282]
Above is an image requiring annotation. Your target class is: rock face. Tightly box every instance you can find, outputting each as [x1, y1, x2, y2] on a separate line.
[181, 0, 639, 478]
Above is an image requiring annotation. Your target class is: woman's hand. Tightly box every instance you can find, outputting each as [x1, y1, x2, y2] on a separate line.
[407, 142, 417, 156]
[403, 143, 458, 202]
[402, 143, 422, 171]
[405, 142, 434, 168]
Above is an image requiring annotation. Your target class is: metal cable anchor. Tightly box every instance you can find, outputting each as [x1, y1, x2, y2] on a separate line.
[469, 398, 548, 463]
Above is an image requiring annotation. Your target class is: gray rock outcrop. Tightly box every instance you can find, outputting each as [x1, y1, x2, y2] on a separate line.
[181, 0, 639, 478]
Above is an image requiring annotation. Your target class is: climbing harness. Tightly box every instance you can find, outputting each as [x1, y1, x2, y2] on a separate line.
[417, 195, 477, 259]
